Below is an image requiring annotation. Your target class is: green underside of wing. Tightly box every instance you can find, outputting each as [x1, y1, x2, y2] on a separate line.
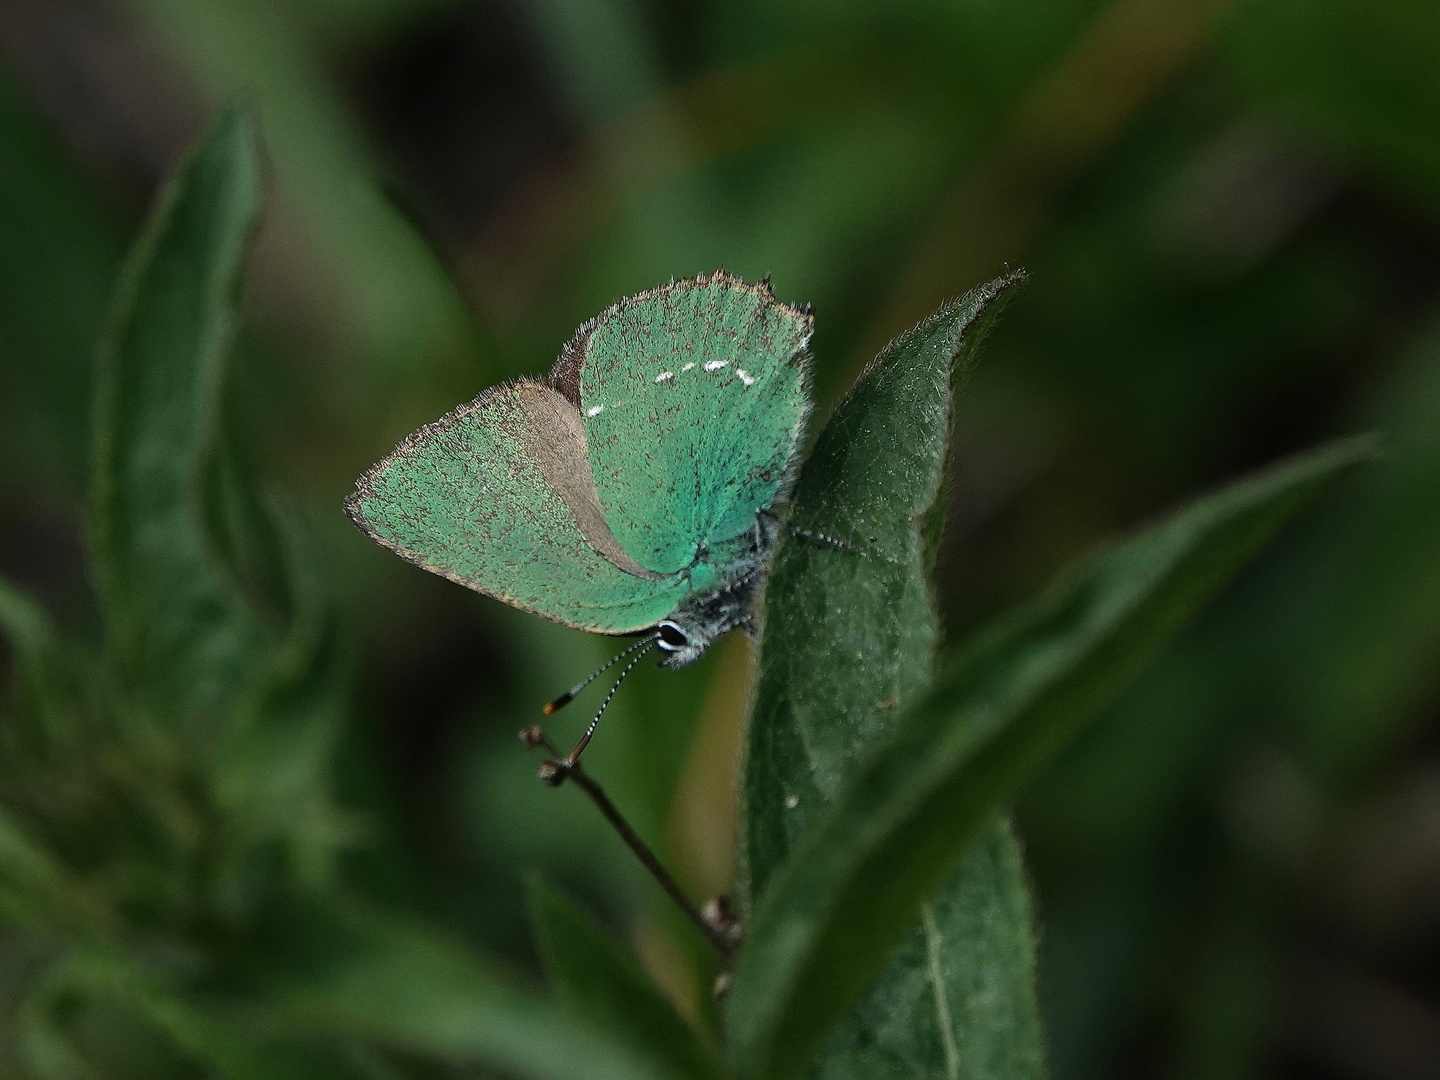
[575, 275, 811, 576]
[349, 387, 687, 634]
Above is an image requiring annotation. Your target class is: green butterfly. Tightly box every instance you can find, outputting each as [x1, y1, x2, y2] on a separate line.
[346, 272, 812, 750]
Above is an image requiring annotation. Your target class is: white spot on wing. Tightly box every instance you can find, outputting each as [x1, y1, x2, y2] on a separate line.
[655, 371, 674, 383]
[736, 368, 755, 387]
[785, 794, 799, 809]
[681, 362, 696, 372]
[586, 405, 604, 417]
[704, 360, 728, 372]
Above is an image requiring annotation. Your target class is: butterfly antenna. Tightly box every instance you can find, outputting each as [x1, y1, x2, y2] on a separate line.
[543, 634, 660, 715]
[757, 506, 850, 551]
[566, 639, 659, 765]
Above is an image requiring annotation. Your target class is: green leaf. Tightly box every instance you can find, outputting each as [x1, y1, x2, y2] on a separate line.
[734, 274, 1035, 1080]
[726, 433, 1379, 1080]
[805, 823, 1043, 1080]
[90, 106, 274, 716]
[741, 273, 1026, 896]
[65, 105, 348, 922]
[526, 875, 726, 1080]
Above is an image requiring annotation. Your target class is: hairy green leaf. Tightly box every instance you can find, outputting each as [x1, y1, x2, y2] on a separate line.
[90, 106, 274, 716]
[526, 875, 725, 1080]
[736, 273, 1039, 1080]
[741, 273, 1026, 894]
[727, 434, 1378, 1080]
[807, 823, 1042, 1080]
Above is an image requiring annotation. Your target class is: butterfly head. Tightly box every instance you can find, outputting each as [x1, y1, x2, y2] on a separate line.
[655, 619, 706, 666]
[654, 572, 760, 667]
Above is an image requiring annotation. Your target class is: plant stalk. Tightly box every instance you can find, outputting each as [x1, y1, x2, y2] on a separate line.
[521, 726, 738, 962]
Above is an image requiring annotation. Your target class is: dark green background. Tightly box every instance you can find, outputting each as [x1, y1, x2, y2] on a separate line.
[2, 1, 1438, 1077]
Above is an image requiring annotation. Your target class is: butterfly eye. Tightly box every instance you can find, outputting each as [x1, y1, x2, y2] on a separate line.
[656, 621, 689, 650]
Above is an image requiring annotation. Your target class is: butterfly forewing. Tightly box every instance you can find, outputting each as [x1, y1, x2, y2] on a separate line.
[346, 381, 687, 633]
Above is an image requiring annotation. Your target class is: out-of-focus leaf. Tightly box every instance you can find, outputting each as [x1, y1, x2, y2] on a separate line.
[0, 579, 117, 937]
[519, 0, 666, 128]
[1229, 0, 1440, 209]
[0, 64, 125, 498]
[0, 577, 104, 770]
[127, 0, 482, 382]
[0, 806, 112, 938]
[525, 875, 724, 1080]
[0, 108, 351, 939]
[128, 974, 371, 1080]
[13, 963, 100, 1080]
[727, 435, 1377, 1080]
[736, 273, 1037, 1080]
[90, 106, 274, 715]
[203, 422, 294, 632]
[15, 950, 373, 1080]
[1283, 321, 1440, 775]
[1016, 316, 1440, 1077]
[252, 896, 690, 1080]
[289, 0, 464, 45]
[212, 497, 357, 901]
[217, 620, 355, 900]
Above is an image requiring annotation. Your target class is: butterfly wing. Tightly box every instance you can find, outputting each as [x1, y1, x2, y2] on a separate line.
[551, 272, 813, 576]
[346, 380, 687, 633]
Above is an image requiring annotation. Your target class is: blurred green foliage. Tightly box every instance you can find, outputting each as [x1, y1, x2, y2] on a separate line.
[1, 0, 1439, 1077]
[0, 106, 1361, 1079]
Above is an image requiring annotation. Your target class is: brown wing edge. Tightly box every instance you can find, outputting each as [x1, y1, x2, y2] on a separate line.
[510, 383, 666, 580]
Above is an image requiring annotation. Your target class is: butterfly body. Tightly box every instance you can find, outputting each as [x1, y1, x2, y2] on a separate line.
[650, 508, 784, 665]
[346, 272, 812, 668]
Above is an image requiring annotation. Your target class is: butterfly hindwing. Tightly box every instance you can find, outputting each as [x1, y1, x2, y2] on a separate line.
[346, 381, 687, 634]
[553, 272, 813, 576]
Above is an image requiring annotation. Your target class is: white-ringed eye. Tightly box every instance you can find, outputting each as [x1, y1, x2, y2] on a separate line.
[656, 621, 689, 650]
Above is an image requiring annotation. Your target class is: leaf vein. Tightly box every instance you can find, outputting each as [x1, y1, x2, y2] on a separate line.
[921, 902, 960, 1080]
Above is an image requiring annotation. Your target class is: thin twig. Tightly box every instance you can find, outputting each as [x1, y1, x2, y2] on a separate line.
[521, 726, 739, 961]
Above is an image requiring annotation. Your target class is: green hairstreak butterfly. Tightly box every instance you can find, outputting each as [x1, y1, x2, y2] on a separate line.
[345, 271, 812, 758]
